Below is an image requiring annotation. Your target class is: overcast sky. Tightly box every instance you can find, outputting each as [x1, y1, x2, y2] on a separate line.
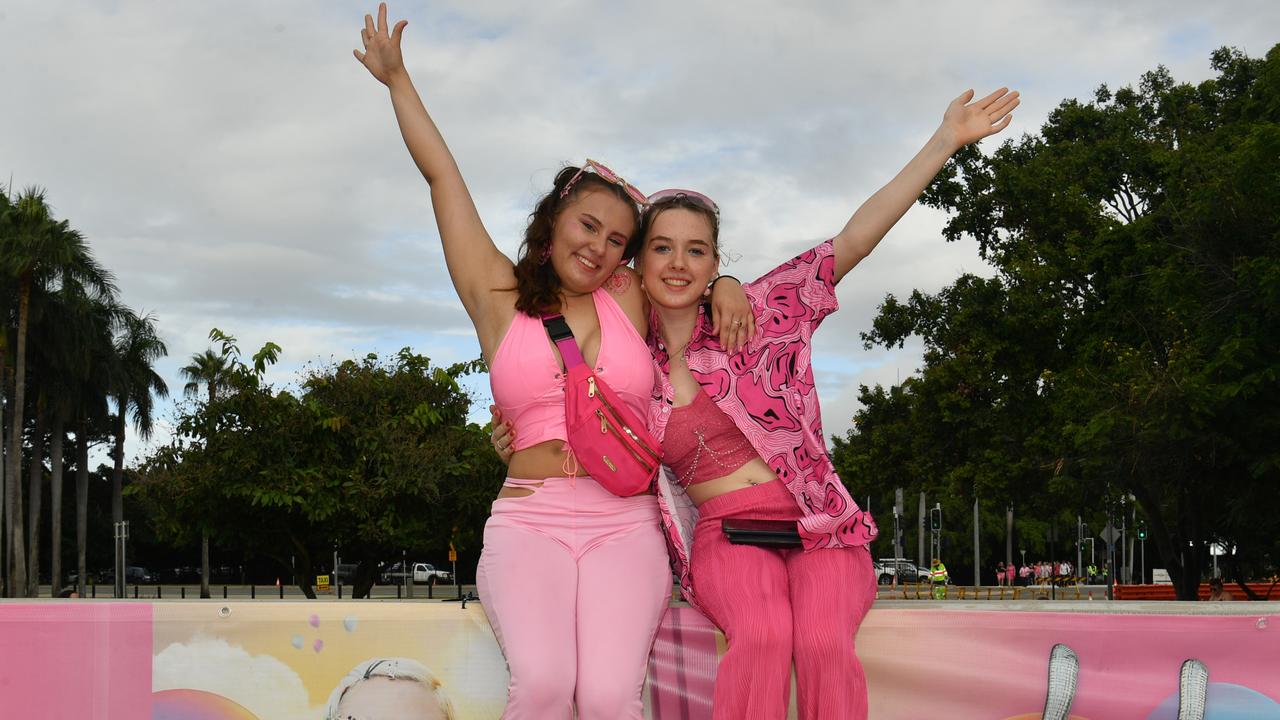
[4, 1, 1277, 461]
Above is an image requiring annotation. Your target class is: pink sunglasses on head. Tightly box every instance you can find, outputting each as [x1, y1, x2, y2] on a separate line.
[645, 188, 720, 218]
[560, 159, 649, 207]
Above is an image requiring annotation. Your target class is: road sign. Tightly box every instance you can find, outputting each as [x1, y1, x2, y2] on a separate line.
[448, 549, 457, 562]
[316, 575, 330, 592]
[1100, 525, 1119, 545]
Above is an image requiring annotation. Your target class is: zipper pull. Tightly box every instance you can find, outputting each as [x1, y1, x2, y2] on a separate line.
[587, 376, 597, 398]
[597, 410, 608, 433]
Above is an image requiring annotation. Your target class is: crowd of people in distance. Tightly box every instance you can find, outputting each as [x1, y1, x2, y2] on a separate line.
[994, 560, 1100, 587]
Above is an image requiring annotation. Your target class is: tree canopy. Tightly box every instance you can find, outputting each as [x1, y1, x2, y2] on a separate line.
[131, 335, 504, 598]
[833, 45, 1280, 599]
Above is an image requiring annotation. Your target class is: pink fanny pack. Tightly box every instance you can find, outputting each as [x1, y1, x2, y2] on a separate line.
[543, 314, 660, 496]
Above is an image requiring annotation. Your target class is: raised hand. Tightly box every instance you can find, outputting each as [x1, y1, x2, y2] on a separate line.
[353, 2, 409, 86]
[941, 88, 1020, 150]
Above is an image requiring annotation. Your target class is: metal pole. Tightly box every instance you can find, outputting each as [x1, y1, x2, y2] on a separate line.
[1077, 515, 1083, 584]
[1006, 506, 1013, 568]
[1120, 504, 1127, 584]
[973, 497, 980, 587]
[1141, 538, 1146, 584]
[918, 492, 926, 568]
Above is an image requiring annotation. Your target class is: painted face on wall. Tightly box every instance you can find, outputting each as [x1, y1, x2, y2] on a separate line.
[333, 676, 450, 720]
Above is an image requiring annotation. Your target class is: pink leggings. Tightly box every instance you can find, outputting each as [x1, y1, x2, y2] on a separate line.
[690, 480, 877, 720]
[476, 475, 671, 720]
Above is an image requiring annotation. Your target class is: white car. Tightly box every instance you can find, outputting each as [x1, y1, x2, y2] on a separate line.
[381, 561, 452, 585]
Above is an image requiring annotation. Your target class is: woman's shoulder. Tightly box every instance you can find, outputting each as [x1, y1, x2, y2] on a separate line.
[599, 266, 648, 331]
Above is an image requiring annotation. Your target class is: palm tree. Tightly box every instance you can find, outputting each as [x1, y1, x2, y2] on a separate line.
[180, 348, 231, 598]
[72, 297, 116, 597]
[32, 274, 117, 595]
[1, 188, 114, 597]
[106, 308, 168, 566]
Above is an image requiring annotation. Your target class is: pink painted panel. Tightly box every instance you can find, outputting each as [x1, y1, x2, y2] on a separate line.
[0, 602, 152, 719]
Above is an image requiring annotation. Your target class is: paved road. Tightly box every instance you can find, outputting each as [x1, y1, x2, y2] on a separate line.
[28, 583, 481, 601]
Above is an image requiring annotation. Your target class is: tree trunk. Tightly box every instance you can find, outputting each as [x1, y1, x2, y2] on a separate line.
[6, 273, 32, 596]
[353, 558, 379, 599]
[111, 398, 125, 527]
[49, 416, 65, 596]
[26, 402, 46, 597]
[76, 421, 89, 597]
[200, 530, 211, 599]
[0, 348, 8, 598]
[200, 381, 213, 599]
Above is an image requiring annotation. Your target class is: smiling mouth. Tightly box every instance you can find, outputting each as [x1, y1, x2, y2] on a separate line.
[574, 254, 601, 271]
[662, 278, 692, 288]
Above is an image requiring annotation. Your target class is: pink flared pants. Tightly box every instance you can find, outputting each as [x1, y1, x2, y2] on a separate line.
[476, 475, 671, 720]
[691, 480, 877, 720]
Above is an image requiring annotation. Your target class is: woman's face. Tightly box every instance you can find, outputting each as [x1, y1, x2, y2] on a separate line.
[334, 676, 449, 720]
[639, 208, 719, 311]
[548, 187, 636, 295]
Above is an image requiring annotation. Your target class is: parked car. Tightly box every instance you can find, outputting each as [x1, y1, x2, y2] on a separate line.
[334, 563, 359, 585]
[97, 566, 157, 585]
[876, 558, 922, 585]
[380, 561, 452, 585]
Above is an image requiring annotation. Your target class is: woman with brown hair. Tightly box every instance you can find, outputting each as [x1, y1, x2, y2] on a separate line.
[354, 5, 749, 718]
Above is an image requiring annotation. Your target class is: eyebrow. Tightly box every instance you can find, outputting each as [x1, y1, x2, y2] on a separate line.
[649, 235, 711, 247]
[582, 213, 629, 242]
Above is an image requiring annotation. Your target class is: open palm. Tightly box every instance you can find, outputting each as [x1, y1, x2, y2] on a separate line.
[354, 2, 408, 86]
[943, 88, 1020, 148]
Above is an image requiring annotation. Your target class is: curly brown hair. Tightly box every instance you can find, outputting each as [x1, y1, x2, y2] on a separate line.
[512, 166, 644, 314]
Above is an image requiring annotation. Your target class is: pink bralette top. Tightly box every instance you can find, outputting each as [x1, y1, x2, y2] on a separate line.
[489, 287, 654, 451]
[662, 390, 760, 487]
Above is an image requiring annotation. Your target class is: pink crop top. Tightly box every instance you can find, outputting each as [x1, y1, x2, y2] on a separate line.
[662, 390, 759, 487]
[489, 287, 655, 451]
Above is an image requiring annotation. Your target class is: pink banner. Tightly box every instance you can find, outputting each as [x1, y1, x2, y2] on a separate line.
[1, 601, 1276, 718]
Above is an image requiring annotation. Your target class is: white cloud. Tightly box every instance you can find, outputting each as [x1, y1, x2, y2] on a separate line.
[4, 0, 1277, 460]
[153, 637, 324, 720]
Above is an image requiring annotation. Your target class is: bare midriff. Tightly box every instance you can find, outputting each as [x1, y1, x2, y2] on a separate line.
[496, 440, 573, 498]
[685, 457, 779, 506]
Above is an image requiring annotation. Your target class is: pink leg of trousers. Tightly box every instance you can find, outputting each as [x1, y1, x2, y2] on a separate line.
[477, 478, 670, 720]
[691, 481, 877, 720]
[691, 534, 794, 720]
[789, 544, 876, 720]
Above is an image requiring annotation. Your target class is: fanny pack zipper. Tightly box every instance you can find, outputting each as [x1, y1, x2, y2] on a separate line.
[588, 376, 661, 464]
[594, 409, 656, 472]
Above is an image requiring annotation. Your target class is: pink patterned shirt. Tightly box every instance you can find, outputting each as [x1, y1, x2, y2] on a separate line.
[649, 239, 879, 609]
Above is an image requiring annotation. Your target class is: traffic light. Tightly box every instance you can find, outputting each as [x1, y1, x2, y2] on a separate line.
[1138, 524, 1147, 540]
[929, 507, 941, 531]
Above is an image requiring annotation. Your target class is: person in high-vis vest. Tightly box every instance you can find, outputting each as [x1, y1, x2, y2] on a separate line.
[929, 559, 949, 600]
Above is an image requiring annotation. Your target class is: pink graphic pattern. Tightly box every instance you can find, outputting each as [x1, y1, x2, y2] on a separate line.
[650, 239, 878, 608]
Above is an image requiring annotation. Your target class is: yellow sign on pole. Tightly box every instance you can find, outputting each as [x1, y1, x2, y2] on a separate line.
[448, 549, 457, 562]
[316, 575, 330, 593]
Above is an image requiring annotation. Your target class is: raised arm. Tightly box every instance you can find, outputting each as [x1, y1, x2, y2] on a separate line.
[832, 88, 1019, 282]
[355, 3, 511, 324]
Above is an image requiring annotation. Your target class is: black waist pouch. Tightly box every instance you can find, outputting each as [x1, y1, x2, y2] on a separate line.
[721, 518, 803, 547]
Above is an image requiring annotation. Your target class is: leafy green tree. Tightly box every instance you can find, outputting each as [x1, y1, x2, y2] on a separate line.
[836, 45, 1280, 599]
[132, 338, 503, 599]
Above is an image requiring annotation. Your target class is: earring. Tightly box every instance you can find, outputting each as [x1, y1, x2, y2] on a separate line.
[539, 245, 552, 265]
